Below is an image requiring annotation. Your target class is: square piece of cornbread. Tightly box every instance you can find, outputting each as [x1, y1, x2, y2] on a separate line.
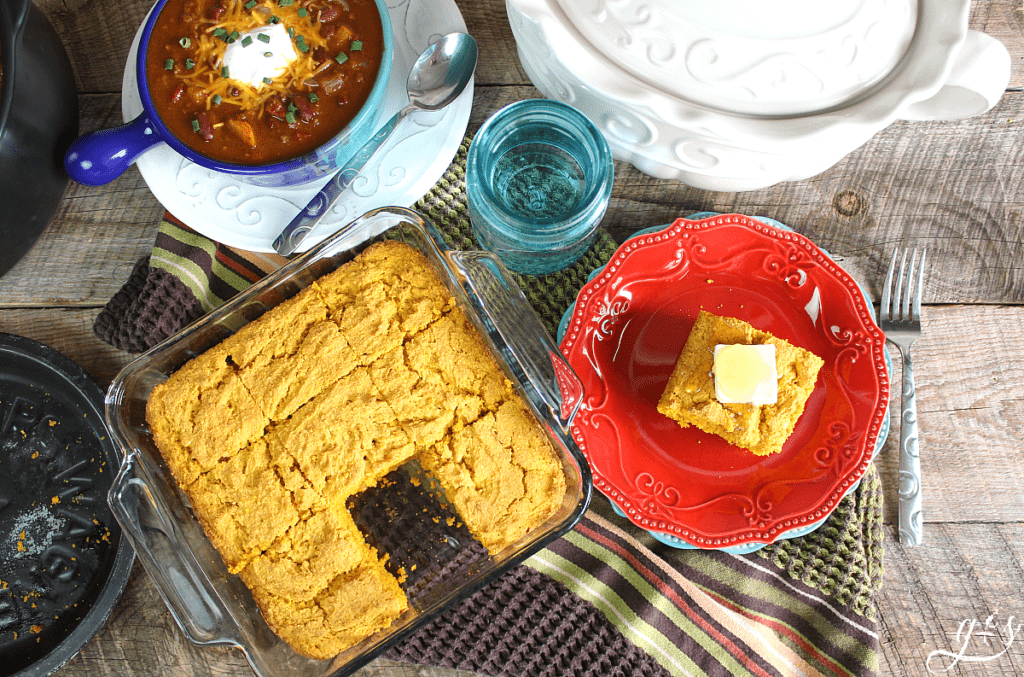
[657, 311, 824, 456]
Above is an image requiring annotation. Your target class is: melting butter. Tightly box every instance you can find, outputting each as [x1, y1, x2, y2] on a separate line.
[713, 344, 778, 405]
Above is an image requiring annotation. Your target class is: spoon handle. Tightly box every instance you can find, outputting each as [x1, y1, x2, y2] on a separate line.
[273, 107, 407, 256]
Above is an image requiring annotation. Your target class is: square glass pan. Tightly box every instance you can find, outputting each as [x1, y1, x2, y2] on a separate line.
[105, 206, 593, 677]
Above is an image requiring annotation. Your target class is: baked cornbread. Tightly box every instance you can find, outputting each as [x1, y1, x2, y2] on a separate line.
[419, 398, 567, 553]
[657, 311, 824, 456]
[145, 241, 566, 660]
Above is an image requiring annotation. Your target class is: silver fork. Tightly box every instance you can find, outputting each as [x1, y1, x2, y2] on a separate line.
[879, 248, 926, 546]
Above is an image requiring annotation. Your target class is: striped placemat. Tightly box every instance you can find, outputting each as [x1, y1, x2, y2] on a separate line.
[95, 135, 884, 676]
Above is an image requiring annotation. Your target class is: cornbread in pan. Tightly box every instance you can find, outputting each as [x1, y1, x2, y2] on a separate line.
[145, 241, 566, 660]
[657, 311, 824, 456]
[419, 397, 568, 553]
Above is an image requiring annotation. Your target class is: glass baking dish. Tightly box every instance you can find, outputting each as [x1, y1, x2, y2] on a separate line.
[105, 206, 592, 677]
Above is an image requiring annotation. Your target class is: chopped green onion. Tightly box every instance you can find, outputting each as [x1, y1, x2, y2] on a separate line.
[308, 92, 319, 103]
[264, 51, 273, 57]
[288, 102, 297, 113]
[164, 58, 175, 70]
[278, 0, 293, 6]
[296, 41, 309, 53]
[258, 32, 271, 43]
[286, 111, 296, 124]
[270, 14, 280, 23]
[334, 52, 348, 65]
[287, 26, 295, 37]
[298, 8, 308, 16]
[242, 35, 253, 47]
[263, 76, 273, 85]
[350, 40, 362, 51]
[222, 66, 231, 77]
[229, 31, 240, 41]
[179, 37, 191, 49]
[185, 58, 195, 69]
[191, 119, 200, 132]
[212, 94, 222, 105]
[244, 0, 256, 7]
[213, 27, 227, 38]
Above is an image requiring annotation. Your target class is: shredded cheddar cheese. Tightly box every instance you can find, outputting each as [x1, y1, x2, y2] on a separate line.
[174, 0, 352, 114]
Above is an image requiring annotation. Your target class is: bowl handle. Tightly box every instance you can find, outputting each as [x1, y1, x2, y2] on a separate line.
[107, 452, 239, 646]
[64, 113, 164, 186]
[900, 30, 1010, 122]
[446, 250, 584, 434]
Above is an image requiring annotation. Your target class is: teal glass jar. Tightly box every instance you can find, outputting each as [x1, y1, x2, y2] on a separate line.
[466, 99, 614, 275]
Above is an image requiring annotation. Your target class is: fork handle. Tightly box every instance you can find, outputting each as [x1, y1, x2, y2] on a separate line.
[898, 350, 923, 545]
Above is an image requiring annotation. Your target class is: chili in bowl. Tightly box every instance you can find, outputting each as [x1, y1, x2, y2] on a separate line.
[65, 0, 392, 187]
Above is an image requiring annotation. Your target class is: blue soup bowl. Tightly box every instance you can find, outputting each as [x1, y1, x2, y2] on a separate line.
[64, 0, 393, 188]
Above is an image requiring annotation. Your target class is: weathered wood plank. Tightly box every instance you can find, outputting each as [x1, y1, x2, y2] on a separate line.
[0, 93, 163, 306]
[0, 309, 136, 384]
[875, 304, 1024, 526]
[878, 523, 1024, 677]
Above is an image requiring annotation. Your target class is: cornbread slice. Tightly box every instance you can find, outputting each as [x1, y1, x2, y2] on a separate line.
[187, 440, 299, 573]
[239, 508, 376, 603]
[316, 266, 404, 366]
[266, 368, 416, 505]
[351, 240, 456, 335]
[219, 285, 329, 371]
[368, 308, 508, 447]
[313, 242, 452, 365]
[146, 344, 268, 488]
[253, 560, 407, 661]
[420, 399, 566, 553]
[657, 311, 824, 456]
[237, 319, 359, 421]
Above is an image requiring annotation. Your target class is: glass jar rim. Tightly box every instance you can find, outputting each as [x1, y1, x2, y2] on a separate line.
[466, 99, 614, 233]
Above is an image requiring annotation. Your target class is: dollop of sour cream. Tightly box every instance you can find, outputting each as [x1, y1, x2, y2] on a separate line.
[221, 23, 297, 89]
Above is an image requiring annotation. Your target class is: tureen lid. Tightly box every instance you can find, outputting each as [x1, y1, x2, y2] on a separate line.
[555, 0, 918, 116]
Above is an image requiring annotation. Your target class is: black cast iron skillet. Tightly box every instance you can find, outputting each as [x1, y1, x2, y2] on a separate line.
[0, 0, 78, 278]
[0, 334, 134, 677]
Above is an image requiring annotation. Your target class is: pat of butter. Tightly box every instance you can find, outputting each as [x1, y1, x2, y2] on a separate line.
[221, 23, 297, 89]
[713, 344, 777, 405]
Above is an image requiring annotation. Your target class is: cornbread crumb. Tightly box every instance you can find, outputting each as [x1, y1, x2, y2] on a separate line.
[657, 311, 824, 456]
[146, 241, 566, 660]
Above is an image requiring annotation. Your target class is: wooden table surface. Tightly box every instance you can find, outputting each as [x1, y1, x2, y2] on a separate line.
[4, 0, 1023, 675]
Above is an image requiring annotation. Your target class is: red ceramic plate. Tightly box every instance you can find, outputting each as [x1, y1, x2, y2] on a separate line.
[559, 214, 889, 548]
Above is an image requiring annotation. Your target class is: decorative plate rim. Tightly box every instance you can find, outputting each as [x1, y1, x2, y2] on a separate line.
[559, 213, 890, 547]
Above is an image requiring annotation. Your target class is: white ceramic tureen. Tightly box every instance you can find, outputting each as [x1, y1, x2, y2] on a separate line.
[506, 0, 1010, 190]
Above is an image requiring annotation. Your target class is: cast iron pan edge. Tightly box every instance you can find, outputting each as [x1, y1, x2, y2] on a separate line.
[0, 334, 134, 677]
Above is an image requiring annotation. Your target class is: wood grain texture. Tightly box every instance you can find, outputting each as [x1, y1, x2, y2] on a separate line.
[878, 524, 1024, 677]
[874, 305, 1024, 525]
[0, 94, 162, 306]
[0, 309, 136, 384]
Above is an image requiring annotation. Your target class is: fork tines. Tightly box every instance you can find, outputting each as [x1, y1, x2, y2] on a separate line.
[881, 248, 927, 323]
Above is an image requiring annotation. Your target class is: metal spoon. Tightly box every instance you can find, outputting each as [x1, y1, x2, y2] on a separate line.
[273, 32, 478, 255]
